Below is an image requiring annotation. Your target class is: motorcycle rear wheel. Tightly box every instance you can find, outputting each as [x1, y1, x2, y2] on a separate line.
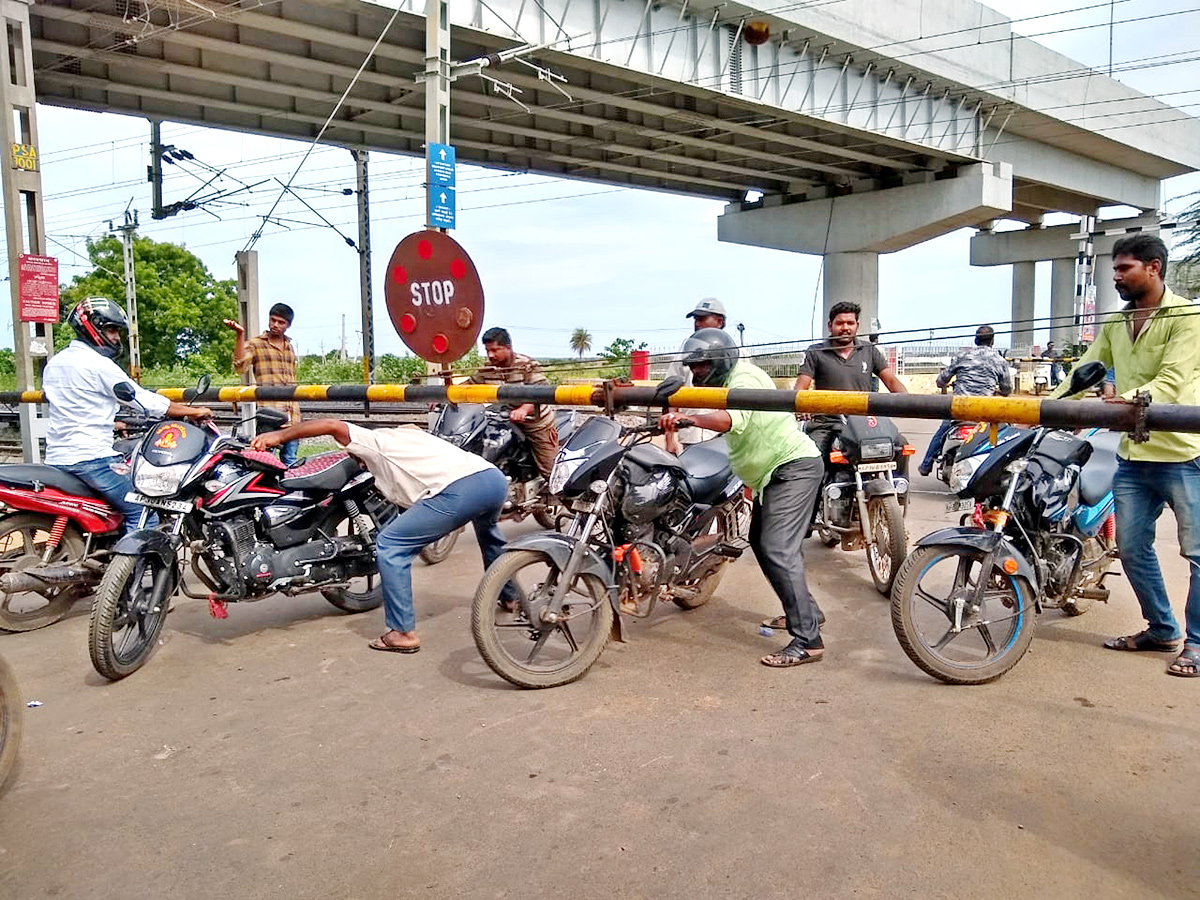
[672, 560, 727, 609]
[891, 544, 1036, 685]
[89, 554, 175, 681]
[866, 495, 906, 595]
[0, 513, 87, 632]
[471, 549, 613, 689]
[321, 512, 385, 612]
[0, 653, 22, 793]
[419, 526, 462, 566]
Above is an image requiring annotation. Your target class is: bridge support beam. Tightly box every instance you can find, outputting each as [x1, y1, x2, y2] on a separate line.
[1050, 259, 1077, 345]
[717, 163, 1012, 326]
[1012, 261, 1036, 347]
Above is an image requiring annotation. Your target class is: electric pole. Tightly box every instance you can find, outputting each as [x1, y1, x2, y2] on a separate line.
[109, 209, 141, 381]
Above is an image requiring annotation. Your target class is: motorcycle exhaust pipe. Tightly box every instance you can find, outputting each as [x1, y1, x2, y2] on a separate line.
[0, 564, 100, 593]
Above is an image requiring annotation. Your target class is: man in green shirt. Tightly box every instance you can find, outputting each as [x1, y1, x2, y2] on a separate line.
[1051, 234, 1200, 677]
[659, 329, 826, 669]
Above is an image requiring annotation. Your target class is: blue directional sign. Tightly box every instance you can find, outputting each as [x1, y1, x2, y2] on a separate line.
[427, 142, 456, 229]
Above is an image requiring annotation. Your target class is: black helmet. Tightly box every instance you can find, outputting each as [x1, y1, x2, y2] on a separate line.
[66, 298, 128, 359]
[679, 327, 739, 387]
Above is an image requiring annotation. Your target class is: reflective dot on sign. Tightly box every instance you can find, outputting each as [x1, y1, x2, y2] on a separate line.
[391, 265, 407, 284]
[449, 258, 466, 279]
[400, 313, 417, 334]
[417, 240, 433, 260]
[432, 333, 449, 353]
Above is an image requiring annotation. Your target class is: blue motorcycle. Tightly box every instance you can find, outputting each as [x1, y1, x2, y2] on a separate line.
[891, 364, 1118, 684]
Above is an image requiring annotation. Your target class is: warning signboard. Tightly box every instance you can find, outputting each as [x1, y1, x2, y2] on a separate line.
[383, 231, 483, 364]
[17, 254, 59, 323]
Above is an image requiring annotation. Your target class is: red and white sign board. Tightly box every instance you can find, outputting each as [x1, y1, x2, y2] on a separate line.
[17, 254, 59, 322]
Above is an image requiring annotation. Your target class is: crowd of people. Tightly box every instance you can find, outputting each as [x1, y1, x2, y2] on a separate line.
[38, 233, 1200, 679]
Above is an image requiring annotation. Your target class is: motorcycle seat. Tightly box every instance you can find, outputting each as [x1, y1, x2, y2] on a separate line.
[1079, 431, 1121, 507]
[279, 451, 364, 492]
[678, 438, 734, 503]
[0, 464, 102, 499]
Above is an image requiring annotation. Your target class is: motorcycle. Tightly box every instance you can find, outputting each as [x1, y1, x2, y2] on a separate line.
[1033, 361, 1052, 394]
[87, 388, 397, 681]
[891, 362, 1117, 684]
[422, 404, 581, 563]
[810, 415, 915, 595]
[470, 394, 750, 689]
[0, 652, 20, 792]
[934, 421, 1023, 487]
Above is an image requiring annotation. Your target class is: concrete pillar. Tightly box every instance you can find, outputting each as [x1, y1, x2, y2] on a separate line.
[1011, 261, 1036, 348]
[1094, 254, 1121, 316]
[823, 252, 879, 331]
[1050, 258, 1076, 345]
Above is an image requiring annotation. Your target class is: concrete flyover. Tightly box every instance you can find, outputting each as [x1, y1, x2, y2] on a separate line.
[18, 0, 1200, 333]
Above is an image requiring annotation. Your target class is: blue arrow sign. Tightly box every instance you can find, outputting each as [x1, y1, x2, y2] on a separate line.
[430, 187, 456, 229]
[428, 143, 456, 187]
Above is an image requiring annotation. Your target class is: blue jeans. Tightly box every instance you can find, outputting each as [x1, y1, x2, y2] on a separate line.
[58, 455, 156, 535]
[280, 440, 299, 467]
[375, 468, 513, 633]
[1113, 457, 1200, 647]
[920, 419, 955, 473]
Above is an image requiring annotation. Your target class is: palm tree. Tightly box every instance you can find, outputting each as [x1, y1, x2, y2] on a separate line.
[569, 328, 592, 359]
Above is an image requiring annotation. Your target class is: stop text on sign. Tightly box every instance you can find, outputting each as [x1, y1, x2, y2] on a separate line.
[410, 280, 455, 306]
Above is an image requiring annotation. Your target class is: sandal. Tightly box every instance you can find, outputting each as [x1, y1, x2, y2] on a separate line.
[1167, 647, 1200, 678]
[1103, 630, 1182, 653]
[761, 638, 824, 668]
[369, 632, 420, 654]
[760, 609, 827, 631]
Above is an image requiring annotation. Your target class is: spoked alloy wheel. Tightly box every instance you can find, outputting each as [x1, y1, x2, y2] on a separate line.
[89, 554, 175, 681]
[471, 549, 613, 689]
[0, 654, 22, 792]
[0, 514, 88, 632]
[866, 496, 906, 595]
[891, 545, 1036, 685]
[321, 513, 384, 612]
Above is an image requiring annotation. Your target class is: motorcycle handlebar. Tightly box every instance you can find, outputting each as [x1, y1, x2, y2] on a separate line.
[624, 418, 695, 436]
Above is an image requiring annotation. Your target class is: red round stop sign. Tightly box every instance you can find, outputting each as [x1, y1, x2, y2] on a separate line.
[384, 230, 484, 364]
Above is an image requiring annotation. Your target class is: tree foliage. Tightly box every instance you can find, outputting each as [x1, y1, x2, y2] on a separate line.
[57, 234, 238, 370]
[569, 328, 592, 358]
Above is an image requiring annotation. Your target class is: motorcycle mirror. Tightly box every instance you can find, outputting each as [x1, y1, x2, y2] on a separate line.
[1063, 361, 1107, 396]
[195, 374, 212, 396]
[112, 381, 137, 403]
[652, 375, 685, 405]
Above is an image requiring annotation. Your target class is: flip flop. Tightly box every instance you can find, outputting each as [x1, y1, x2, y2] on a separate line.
[1167, 647, 1200, 678]
[761, 639, 824, 668]
[369, 633, 420, 654]
[1103, 630, 1182, 653]
[760, 610, 827, 631]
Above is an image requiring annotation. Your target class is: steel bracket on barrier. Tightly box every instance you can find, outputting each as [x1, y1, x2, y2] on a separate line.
[1129, 391, 1152, 444]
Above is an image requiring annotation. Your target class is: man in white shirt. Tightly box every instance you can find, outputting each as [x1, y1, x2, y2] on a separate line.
[252, 419, 515, 654]
[43, 299, 212, 533]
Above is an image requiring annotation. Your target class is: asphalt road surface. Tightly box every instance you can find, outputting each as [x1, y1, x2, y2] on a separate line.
[1, 419, 1196, 899]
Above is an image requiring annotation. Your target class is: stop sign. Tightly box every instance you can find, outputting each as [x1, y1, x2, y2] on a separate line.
[383, 230, 484, 364]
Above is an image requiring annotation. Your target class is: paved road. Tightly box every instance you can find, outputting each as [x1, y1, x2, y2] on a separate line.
[1, 419, 1196, 899]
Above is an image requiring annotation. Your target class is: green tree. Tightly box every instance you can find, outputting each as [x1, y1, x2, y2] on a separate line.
[599, 337, 648, 378]
[58, 234, 238, 371]
[569, 328, 592, 358]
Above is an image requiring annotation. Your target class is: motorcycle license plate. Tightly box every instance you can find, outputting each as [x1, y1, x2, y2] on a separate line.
[856, 462, 895, 473]
[945, 498, 974, 513]
[125, 492, 193, 513]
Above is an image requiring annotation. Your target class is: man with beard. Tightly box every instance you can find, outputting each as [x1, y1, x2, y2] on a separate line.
[1051, 234, 1200, 679]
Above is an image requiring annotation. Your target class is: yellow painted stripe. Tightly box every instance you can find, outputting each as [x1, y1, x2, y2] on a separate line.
[554, 384, 601, 406]
[293, 384, 331, 401]
[795, 390, 870, 416]
[667, 387, 729, 410]
[364, 385, 410, 402]
[949, 395, 1043, 425]
[446, 384, 503, 403]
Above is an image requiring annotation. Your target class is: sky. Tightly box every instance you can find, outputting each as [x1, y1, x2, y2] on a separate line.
[6, 0, 1200, 362]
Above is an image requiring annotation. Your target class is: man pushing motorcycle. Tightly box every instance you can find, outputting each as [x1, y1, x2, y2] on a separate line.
[658, 329, 827, 669]
[251, 420, 516, 654]
[43, 298, 212, 534]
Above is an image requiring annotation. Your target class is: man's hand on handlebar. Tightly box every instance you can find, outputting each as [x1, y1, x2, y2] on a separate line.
[251, 431, 284, 452]
[657, 413, 694, 433]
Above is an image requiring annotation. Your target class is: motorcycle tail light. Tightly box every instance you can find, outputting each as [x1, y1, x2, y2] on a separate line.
[900, 444, 916, 456]
[955, 426, 975, 441]
[829, 450, 848, 464]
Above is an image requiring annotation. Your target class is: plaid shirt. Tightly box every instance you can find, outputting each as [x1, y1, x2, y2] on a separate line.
[468, 352, 553, 427]
[233, 331, 301, 424]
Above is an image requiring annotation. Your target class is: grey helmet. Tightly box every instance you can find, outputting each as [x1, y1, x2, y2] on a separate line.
[679, 327, 739, 387]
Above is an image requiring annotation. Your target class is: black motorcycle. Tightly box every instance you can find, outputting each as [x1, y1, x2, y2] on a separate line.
[810, 415, 913, 594]
[891, 362, 1118, 684]
[87, 395, 396, 680]
[470, 402, 750, 689]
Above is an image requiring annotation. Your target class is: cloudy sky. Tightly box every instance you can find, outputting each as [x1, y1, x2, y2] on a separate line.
[7, 0, 1200, 362]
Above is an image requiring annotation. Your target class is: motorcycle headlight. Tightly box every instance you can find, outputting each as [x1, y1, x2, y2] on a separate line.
[549, 452, 586, 495]
[949, 457, 981, 493]
[860, 438, 893, 460]
[133, 460, 191, 497]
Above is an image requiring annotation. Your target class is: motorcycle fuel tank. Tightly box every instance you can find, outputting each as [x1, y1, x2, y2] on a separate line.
[141, 421, 208, 466]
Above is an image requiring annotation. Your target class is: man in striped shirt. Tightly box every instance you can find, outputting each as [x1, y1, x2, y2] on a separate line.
[225, 302, 302, 466]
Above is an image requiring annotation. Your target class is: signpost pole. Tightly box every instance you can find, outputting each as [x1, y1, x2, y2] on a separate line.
[424, 0, 451, 232]
[352, 148, 374, 384]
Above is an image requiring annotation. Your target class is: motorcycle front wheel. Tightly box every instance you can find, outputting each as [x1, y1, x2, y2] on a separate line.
[891, 544, 1036, 685]
[419, 526, 462, 566]
[866, 495, 906, 595]
[0, 653, 22, 793]
[471, 549, 613, 689]
[89, 554, 176, 681]
[0, 513, 88, 632]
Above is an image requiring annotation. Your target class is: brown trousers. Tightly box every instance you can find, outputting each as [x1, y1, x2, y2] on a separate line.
[522, 420, 560, 478]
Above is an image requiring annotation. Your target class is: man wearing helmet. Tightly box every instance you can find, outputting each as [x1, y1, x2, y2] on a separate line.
[659, 329, 827, 669]
[43, 298, 213, 534]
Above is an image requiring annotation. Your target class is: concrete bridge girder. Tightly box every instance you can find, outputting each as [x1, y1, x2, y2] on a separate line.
[716, 162, 1013, 328]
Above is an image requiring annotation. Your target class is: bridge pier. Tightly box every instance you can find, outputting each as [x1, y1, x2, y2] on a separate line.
[717, 162, 1013, 329]
[1011, 261, 1036, 346]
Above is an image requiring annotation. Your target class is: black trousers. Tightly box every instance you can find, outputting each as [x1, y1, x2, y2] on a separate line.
[749, 456, 825, 648]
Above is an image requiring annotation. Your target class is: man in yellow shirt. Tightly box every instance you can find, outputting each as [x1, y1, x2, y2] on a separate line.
[1051, 234, 1200, 677]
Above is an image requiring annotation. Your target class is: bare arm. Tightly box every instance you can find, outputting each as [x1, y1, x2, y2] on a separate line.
[661, 411, 732, 434]
[224, 319, 252, 372]
[165, 401, 213, 420]
[878, 368, 908, 394]
[251, 418, 350, 450]
[794, 373, 814, 391]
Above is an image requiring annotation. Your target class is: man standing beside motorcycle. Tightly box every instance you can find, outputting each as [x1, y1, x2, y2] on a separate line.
[43, 299, 213, 534]
[468, 327, 558, 478]
[1051, 234, 1200, 679]
[224, 302, 301, 467]
[659, 329, 827, 669]
[664, 297, 728, 453]
[251, 420, 515, 654]
[917, 325, 1013, 477]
